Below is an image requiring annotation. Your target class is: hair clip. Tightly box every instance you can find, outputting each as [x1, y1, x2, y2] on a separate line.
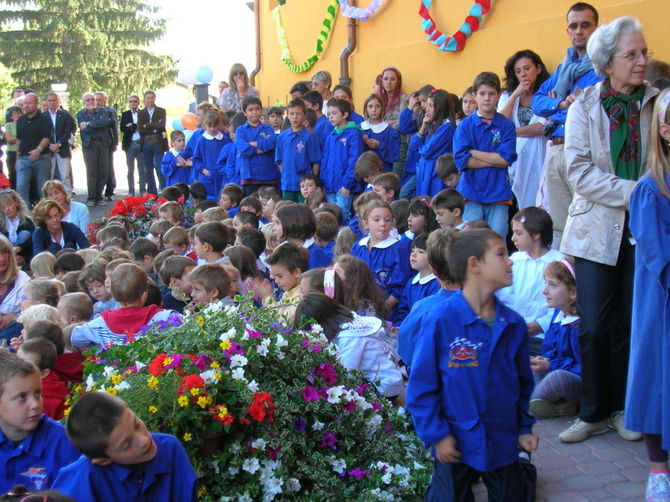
[421, 199, 431, 210]
[559, 259, 576, 279]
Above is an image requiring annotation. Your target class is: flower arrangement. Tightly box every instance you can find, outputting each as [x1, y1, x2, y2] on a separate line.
[75, 297, 431, 501]
[86, 194, 167, 242]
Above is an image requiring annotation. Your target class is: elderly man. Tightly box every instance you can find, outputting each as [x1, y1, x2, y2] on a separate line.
[95, 91, 118, 200]
[120, 94, 145, 196]
[45, 92, 75, 194]
[531, 2, 602, 249]
[76, 92, 115, 206]
[15, 93, 52, 206]
[137, 90, 167, 194]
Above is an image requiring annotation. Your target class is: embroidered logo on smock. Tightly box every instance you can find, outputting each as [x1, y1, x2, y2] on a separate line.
[296, 141, 305, 154]
[20, 467, 47, 489]
[259, 132, 270, 139]
[491, 129, 501, 146]
[448, 337, 483, 367]
[340, 137, 348, 146]
[376, 267, 390, 286]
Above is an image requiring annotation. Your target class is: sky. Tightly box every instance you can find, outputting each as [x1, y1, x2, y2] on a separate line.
[150, 0, 256, 91]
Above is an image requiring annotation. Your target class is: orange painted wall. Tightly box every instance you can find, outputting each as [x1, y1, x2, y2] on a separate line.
[255, 0, 667, 110]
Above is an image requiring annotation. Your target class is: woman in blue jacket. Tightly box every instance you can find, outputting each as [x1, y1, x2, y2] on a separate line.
[32, 199, 90, 255]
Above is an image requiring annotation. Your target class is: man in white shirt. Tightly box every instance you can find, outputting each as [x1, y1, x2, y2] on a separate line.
[45, 92, 75, 194]
[120, 95, 145, 196]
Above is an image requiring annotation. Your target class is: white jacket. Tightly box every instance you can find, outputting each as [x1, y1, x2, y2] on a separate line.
[335, 314, 404, 397]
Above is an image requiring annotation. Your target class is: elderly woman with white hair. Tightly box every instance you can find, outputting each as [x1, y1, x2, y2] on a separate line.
[558, 16, 658, 444]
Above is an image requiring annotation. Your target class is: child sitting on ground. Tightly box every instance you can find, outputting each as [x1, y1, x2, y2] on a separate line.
[432, 188, 467, 230]
[27, 319, 85, 386]
[0, 351, 80, 493]
[202, 206, 229, 223]
[80, 261, 117, 317]
[219, 183, 243, 218]
[189, 263, 232, 307]
[58, 292, 93, 326]
[20, 278, 60, 312]
[159, 256, 195, 313]
[313, 211, 337, 265]
[257, 243, 307, 322]
[158, 201, 184, 227]
[71, 263, 182, 349]
[163, 226, 197, 261]
[194, 222, 231, 264]
[130, 237, 160, 276]
[52, 392, 198, 501]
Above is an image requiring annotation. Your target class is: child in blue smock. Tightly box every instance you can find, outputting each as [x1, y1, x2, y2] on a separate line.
[321, 98, 364, 224]
[529, 259, 581, 419]
[351, 200, 411, 319]
[235, 97, 278, 196]
[332, 84, 364, 126]
[303, 90, 331, 150]
[0, 351, 80, 493]
[398, 87, 434, 198]
[192, 110, 230, 199]
[361, 94, 400, 172]
[275, 98, 321, 202]
[52, 392, 197, 502]
[161, 130, 191, 186]
[413, 89, 457, 198]
[407, 228, 537, 501]
[393, 232, 440, 325]
[453, 72, 518, 239]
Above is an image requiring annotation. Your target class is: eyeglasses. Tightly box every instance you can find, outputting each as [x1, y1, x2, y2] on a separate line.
[232, 71, 245, 77]
[615, 49, 654, 61]
[567, 21, 594, 31]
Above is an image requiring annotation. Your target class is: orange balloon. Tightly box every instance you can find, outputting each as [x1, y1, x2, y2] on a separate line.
[180, 113, 197, 130]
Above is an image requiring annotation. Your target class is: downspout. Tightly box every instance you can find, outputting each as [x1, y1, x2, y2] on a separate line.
[339, 1, 357, 87]
[249, 0, 262, 87]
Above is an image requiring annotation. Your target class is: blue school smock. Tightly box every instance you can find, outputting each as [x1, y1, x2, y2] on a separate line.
[351, 235, 411, 303]
[192, 132, 230, 199]
[320, 123, 364, 194]
[314, 115, 332, 150]
[399, 109, 421, 187]
[407, 291, 535, 472]
[398, 108, 419, 135]
[453, 112, 517, 204]
[414, 121, 456, 197]
[348, 214, 365, 240]
[625, 175, 670, 445]
[541, 310, 581, 375]
[398, 288, 457, 366]
[360, 121, 400, 172]
[307, 239, 334, 269]
[0, 415, 80, 493]
[351, 112, 365, 126]
[399, 229, 414, 247]
[275, 127, 321, 191]
[52, 433, 198, 502]
[215, 141, 239, 186]
[182, 128, 204, 161]
[393, 272, 440, 325]
[235, 122, 278, 183]
[161, 149, 190, 187]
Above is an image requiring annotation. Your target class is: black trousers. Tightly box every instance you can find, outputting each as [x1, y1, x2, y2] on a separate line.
[452, 462, 524, 502]
[575, 231, 635, 423]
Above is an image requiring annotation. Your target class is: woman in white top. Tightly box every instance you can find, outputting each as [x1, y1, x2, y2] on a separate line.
[43, 180, 90, 234]
[498, 50, 551, 209]
[0, 234, 30, 342]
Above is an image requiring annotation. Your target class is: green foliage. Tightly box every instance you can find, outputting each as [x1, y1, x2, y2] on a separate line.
[0, 0, 176, 109]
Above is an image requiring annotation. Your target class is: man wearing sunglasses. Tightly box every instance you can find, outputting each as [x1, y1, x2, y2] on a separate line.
[531, 2, 602, 250]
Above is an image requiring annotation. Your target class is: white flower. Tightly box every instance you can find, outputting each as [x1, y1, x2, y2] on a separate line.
[114, 381, 130, 392]
[326, 344, 339, 356]
[251, 438, 266, 450]
[230, 354, 248, 368]
[219, 328, 236, 341]
[396, 406, 407, 418]
[210, 460, 220, 474]
[257, 339, 270, 356]
[200, 369, 217, 384]
[103, 366, 115, 378]
[326, 385, 345, 404]
[134, 361, 146, 371]
[204, 302, 222, 314]
[85, 374, 96, 391]
[357, 399, 373, 411]
[231, 441, 241, 452]
[228, 466, 239, 475]
[237, 494, 252, 502]
[331, 458, 347, 474]
[275, 334, 288, 347]
[343, 389, 358, 402]
[247, 380, 259, 392]
[381, 471, 392, 484]
[223, 304, 238, 315]
[287, 478, 301, 493]
[275, 350, 285, 360]
[310, 323, 324, 335]
[265, 477, 283, 495]
[232, 368, 247, 381]
[242, 458, 260, 474]
[312, 420, 325, 430]
[413, 461, 426, 470]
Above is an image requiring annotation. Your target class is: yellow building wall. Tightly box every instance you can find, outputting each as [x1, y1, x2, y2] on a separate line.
[255, 0, 668, 110]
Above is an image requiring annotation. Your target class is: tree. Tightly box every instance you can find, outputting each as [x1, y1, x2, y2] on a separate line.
[0, 0, 177, 110]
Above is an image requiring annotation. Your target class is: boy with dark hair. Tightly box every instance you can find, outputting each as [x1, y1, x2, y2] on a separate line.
[435, 153, 460, 189]
[321, 98, 364, 224]
[238, 195, 262, 217]
[220, 183, 243, 217]
[96, 225, 129, 248]
[195, 199, 218, 223]
[233, 211, 259, 232]
[259, 243, 308, 322]
[236, 227, 267, 275]
[161, 129, 191, 186]
[160, 185, 185, 202]
[355, 151, 384, 192]
[407, 229, 537, 501]
[372, 172, 401, 203]
[302, 90, 331, 148]
[313, 210, 338, 266]
[71, 263, 181, 349]
[432, 188, 466, 230]
[189, 263, 232, 306]
[0, 351, 79, 493]
[267, 106, 284, 134]
[236, 97, 277, 196]
[52, 392, 198, 501]
[194, 222, 230, 264]
[129, 237, 160, 275]
[80, 261, 117, 317]
[26, 319, 84, 386]
[275, 97, 321, 202]
[53, 252, 85, 278]
[453, 72, 517, 239]
[158, 255, 195, 313]
[17, 338, 68, 420]
[188, 181, 207, 206]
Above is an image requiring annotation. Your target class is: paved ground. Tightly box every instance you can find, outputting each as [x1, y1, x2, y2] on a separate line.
[472, 416, 648, 501]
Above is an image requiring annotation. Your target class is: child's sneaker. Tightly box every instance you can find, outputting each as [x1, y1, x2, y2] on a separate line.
[530, 399, 578, 419]
[558, 418, 609, 443]
[610, 411, 643, 441]
[646, 472, 670, 502]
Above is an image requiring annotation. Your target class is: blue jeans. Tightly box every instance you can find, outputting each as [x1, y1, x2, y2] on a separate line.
[17, 154, 51, 206]
[143, 143, 165, 194]
[326, 192, 353, 225]
[463, 202, 510, 240]
[400, 174, 417, 200]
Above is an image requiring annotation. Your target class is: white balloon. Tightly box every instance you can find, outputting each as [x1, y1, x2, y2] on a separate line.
[177, 67, 198, 85]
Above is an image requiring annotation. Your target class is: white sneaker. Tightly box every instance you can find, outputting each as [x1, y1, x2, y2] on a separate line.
[558, 418, 609, 443]
[647, 472, 670, 502]
[610, 411, 643, 441]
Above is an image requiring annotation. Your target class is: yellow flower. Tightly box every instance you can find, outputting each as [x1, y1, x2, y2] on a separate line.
[64, 396, 71, 406]
[217, 406, 229, 418]
[162, 356, 174, 367]
[148, 406, 158, 414]
[178, 395, 189, 407]
[147, 376, 159, 390]
[111, 374, 122, 385]
[106, 386, 118, 396]
[197, 396, 208, 408]
[183, 433, 192, 442]
[189, 387, 201, 396]
[214, 372, 222, 381]
[219, 340, 231, 350]
[73, 384, 83, 393]
[63, 407, 71, 417]
[197, 316, 204, 327]
[210, 361, 220, 369]
[198, 486, 207, 497]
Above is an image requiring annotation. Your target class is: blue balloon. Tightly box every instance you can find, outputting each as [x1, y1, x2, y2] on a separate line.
[172, 118, 184, 131]
[195, 65, 213, 84]
[183, 129, 195, 143]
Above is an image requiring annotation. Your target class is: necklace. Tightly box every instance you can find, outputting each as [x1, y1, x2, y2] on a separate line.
[418, 0, 493, 52]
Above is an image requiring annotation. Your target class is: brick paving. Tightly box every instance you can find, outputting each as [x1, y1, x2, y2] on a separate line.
[473, 417, 648, 501]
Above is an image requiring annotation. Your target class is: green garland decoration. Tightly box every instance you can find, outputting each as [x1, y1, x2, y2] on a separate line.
[273, 0, 339, 73]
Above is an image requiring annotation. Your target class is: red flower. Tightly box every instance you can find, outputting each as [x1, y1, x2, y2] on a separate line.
[247, 392, 275, 423]
[148, 353, 168, 376]
[181, 374, 205, 389]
